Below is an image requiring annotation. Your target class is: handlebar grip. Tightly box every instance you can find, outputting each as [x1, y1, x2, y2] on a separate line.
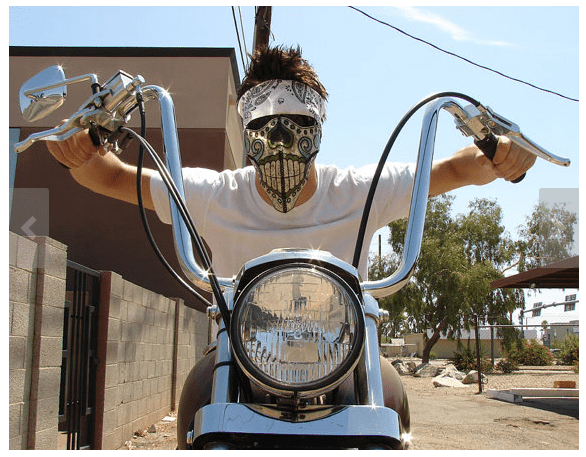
[88, 123, 103, 147]
[474, 133, 525, 183]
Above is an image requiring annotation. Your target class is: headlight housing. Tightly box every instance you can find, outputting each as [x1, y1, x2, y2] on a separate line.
[230, 264, 364, 398]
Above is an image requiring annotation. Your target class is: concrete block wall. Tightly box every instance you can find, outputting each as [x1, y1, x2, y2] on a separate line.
[9, 232, 209, 450]
[96, 272, 208, 450]
[9, 233, 68, 450]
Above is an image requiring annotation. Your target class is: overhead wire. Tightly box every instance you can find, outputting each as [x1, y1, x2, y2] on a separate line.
[237, 6, 249, 64]
[231, 6, 247, 71]
[348, 6, 578, 103]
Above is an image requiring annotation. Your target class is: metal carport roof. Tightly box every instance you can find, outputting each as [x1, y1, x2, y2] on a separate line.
[491, 256, 579, 289]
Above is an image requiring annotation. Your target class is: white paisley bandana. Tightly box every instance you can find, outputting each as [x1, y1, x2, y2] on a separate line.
[237, 80, 326, 127]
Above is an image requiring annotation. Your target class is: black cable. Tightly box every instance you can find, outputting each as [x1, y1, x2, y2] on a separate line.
[351, 91, 482, 269]
[349, 6, 578, 103]
[231, 6, 247, 71]
[237, 6, 249, 60]
[133, 93, 213, 308]
[123, 124, 231, 328]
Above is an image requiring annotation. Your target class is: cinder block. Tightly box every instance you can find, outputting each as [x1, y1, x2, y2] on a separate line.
[35, 367, 61, 400]
[9, 402, 23, 439]
[107, 317, 120, 342]
[107, 272, 124, 299]
[107, 294, 121, 320]
[34, 396, 59, 431]
[105, 361, 120, 389]
[122, 281, 134, 303]
[105, 340, 119, 365]
[37, 275, 66, 310]
[102, 408, 119, 434]
[34, 237, 67, 280]
[38, 336, 62, 367]
[102, 426, 123, 450]
[103, 386, 120, 413]
[38, 305, 64, 338]
[9, 335, 27, 370]
[33, 424, 59, 450]
[10, 266, 34, 305]
[9, 369, 28, 404]
[16, 235, 39, 272]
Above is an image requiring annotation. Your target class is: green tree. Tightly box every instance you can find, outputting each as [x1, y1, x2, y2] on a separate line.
[376, 195, 522, 363]
[517, 201, 577, 271]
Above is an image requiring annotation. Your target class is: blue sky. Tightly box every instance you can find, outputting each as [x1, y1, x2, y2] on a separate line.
[9, 5, 580, 312]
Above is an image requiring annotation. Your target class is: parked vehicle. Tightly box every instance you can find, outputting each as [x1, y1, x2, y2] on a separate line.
[15, 66, 570, 449]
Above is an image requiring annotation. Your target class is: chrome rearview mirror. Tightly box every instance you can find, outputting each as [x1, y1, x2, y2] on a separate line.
[19, 65, 68, 122]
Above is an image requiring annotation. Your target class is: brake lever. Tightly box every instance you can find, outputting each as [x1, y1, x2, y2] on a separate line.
[479, 106, 570, 167]
[450, 103, 570, 183]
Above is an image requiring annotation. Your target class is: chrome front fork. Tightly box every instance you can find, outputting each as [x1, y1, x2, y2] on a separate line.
[209, 289, 236, 404]
[355, 293, 386, 406]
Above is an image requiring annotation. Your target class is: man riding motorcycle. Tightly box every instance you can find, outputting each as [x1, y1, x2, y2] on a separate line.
[45, 45, 535, 447]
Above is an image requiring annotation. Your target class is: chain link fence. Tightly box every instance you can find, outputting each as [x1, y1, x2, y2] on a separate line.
[470, 314, 579, 393]
[382, 311, 579, 393]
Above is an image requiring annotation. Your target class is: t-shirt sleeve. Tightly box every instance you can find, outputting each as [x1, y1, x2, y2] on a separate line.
[376, 162, 416, 224]
[150, 171, 173, 224]
[354, 162, 416, 226]
[149, 167, 222, 226]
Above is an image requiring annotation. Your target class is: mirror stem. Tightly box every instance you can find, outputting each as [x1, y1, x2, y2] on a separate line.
[24, 73, 99, 99]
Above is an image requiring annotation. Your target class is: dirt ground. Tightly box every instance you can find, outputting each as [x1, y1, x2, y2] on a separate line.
[120, 365, 579, 450]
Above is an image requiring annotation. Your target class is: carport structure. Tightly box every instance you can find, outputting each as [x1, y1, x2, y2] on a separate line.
[491, 256, 579, 290]
[488, 255, 579, 404]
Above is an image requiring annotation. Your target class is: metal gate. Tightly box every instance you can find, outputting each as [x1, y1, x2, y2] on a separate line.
[58, 260, 100, 449]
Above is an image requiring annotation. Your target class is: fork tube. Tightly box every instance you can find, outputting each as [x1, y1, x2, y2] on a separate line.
[211, 319, 235, 403]
[355, 294, 385, 406]
[211, 290, 235, 404]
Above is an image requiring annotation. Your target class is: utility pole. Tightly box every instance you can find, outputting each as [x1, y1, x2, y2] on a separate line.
[253, 6, 272, 53]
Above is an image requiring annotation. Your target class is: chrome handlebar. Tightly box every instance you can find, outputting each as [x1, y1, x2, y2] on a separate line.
[15, 67, 571, 299]
[361, 97, 570, 298]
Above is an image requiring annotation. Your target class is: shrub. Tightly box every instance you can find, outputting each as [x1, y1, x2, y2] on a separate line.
[451, 345, 493, 373]
[551, 334, 579, 366]
[506, 339, 553, 366]
[496, 358, 519, 373]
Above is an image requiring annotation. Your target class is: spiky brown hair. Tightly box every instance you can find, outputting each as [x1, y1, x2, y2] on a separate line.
[237, 45, 328, 101]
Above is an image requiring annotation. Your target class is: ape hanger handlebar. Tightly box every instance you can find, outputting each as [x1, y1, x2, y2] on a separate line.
[15, 67, 571, 301]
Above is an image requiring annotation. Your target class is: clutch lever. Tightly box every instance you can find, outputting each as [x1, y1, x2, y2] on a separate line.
[13, 110, 90, 153]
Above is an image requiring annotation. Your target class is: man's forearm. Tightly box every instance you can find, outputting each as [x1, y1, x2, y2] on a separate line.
[69, 151, 156, 209]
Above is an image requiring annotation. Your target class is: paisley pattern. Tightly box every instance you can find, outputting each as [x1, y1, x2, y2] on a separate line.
[238, 80, 326, 127]
[243, 116, 322, 213]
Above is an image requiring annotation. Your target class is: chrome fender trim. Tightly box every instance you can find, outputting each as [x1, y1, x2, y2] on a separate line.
[191, 403, 402, 446]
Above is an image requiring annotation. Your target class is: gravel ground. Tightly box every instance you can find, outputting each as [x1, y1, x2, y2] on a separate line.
[403, 365, 579, 450]
[120, 365, 579, 450]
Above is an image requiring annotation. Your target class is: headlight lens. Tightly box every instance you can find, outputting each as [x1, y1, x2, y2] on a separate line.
[231, 265, 364, 397]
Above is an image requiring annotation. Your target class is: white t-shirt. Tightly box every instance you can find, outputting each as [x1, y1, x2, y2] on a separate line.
[150, 162, 415, 279]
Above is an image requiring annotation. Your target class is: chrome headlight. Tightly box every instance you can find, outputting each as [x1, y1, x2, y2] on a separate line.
[230, 264, 364, 397]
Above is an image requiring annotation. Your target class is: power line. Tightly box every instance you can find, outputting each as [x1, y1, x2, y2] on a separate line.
[349, 6, 578, 103]
[231, 6, 247, 71]
[237, 6, 249, 64]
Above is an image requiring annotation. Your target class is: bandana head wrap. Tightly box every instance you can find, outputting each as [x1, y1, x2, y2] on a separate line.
[237, 79, 326, 127]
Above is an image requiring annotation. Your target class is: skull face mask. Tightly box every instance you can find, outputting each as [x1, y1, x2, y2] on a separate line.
[244, 116, 321, 213]
[238, 80, 327, 213]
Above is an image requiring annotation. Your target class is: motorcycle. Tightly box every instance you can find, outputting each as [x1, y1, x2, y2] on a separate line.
[15, 65, 570, 449]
